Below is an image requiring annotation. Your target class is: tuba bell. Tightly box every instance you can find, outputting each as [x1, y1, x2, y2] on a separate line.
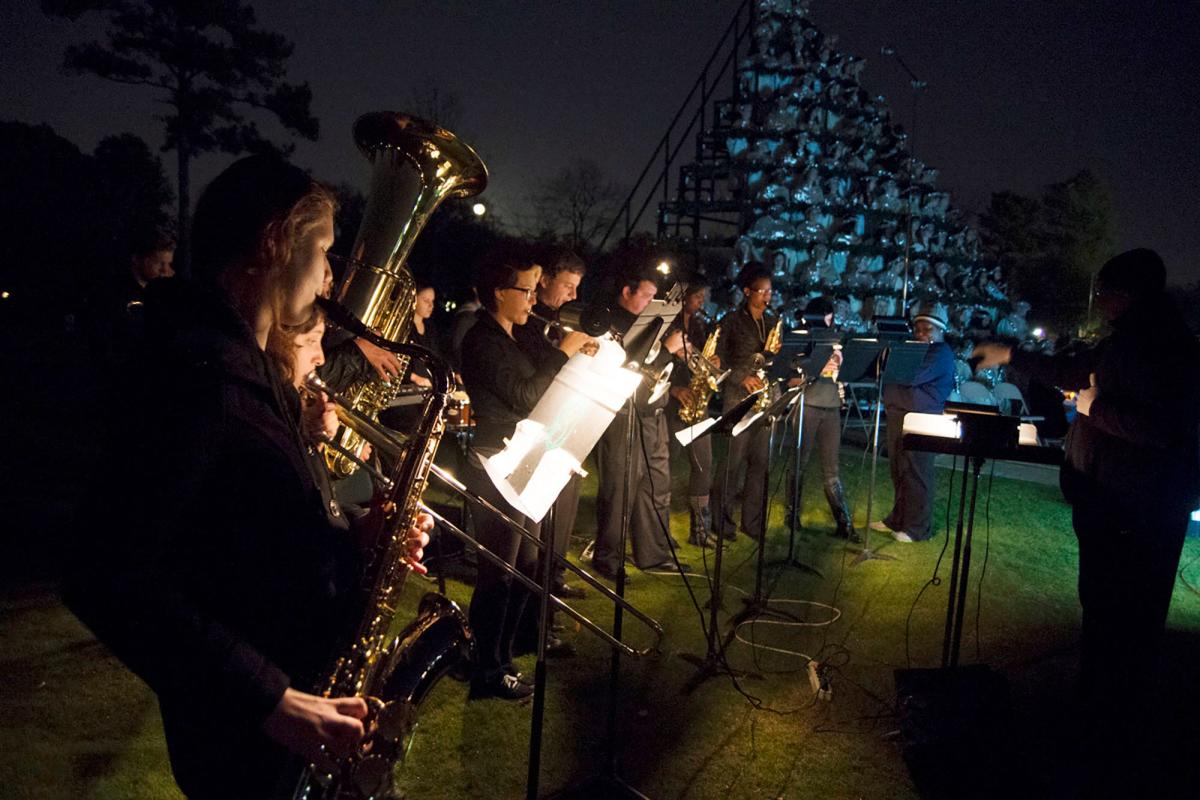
[325, 112, 488, 477]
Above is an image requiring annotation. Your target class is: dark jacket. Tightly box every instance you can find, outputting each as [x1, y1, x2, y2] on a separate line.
[460, 309, 568, 449]
[882, 341, 956, 414]
[63, 280, 359, 798]
[610, 305, 674, 414]
[716, 305, 778, 410]
[1010, 297, 1200, 514]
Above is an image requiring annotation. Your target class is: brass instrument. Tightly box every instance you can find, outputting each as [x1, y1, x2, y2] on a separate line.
[293, 300, 467, 800]
[326, 112, 487, 477]
[678, 326, 729, 424]
[752, 318, 784, 413]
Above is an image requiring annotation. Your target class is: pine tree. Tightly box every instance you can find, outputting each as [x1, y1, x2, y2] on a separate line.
[43, 0, 319, 275]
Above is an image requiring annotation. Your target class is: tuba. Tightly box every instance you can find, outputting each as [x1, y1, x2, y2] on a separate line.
[325, 112, 487, 477]
[678, 326, 729, 424]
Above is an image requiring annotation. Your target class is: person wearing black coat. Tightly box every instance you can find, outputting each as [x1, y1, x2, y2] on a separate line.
[591, 269, 688, 580]
[711, 263, 780, 541]
[974, 249, 1200, 787]
[459, 242, 593, 700]
[61, 156, 430, 799]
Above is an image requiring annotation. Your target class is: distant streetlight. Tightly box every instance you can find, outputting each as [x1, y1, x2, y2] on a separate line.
[1032, 326, 1045, 339]
[472, 202, 487, 217]
[656, 260, 671, 275]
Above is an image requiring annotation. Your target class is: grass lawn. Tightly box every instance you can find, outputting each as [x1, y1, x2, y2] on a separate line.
[3, 439, 1200, 799]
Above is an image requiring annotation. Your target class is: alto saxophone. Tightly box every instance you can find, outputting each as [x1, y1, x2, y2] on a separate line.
[752, 318, 784, 413]
[678, 326, 728, 424]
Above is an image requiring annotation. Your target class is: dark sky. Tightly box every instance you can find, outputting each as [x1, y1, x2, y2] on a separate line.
[3, 1, 1197, 283]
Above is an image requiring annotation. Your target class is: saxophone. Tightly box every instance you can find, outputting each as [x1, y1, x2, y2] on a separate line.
[751, 318, 784, 412]
[325, 112, 487, 477]
[294, 322, 466, 800]
[678, 326, 728, 424]
[284, 111, 487, 800]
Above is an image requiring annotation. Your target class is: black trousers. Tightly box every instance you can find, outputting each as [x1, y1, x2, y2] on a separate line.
[667, 406, 714, 497]
[1072, 496, 1189, 696]
[549, 473, 581, 586]
[711, 422, 771, 538]
[463, 450, 541, 682]
[882, 407, 936, 539]
[788, 404, 843, 497]
[594, 410, 674, 573]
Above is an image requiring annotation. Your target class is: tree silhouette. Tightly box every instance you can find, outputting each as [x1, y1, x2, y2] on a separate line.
[979, 170, 1116, 335]
[529, 159, 624, 253]
[42, 0, 319, 274]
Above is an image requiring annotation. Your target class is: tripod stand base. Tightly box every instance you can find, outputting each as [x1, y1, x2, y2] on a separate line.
[544, 773, 652, 800]
[677, 649, 760, 694]
[850, 546, 899, 565]
[766, 555, 823, 578]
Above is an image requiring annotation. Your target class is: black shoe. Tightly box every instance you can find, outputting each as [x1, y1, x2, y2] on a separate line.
[545, 635, 577, 658]
[687, 532, 716, 548]
[591, 563, 630, 584]
[828, 526, 864, 544]
[641, 560, 693, 575]
[469, 673, 535, 701]
[552, 582, 587, 600]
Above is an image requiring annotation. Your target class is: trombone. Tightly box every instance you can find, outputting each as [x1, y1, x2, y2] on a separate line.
[307, 301, 664, 657]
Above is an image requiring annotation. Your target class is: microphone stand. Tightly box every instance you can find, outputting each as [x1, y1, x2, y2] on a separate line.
[525, 505, 555, 799]
[678, 392, 763, 693]
[851, 361, 898, 565]
[547, 397, 651, 799]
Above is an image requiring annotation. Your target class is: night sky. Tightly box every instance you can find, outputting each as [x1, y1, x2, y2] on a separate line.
[2, 0, 1197, 283]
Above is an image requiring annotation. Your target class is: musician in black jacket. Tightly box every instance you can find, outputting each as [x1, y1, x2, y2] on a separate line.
[62, 155, 430, 799]
[592, 267, 688, 580]
[513, 247, 588, 599]
[667, 280, 719, 547]
[459, 241, 593, 700]
[973, 249, 1200, 784]
[711, 262, 779, 541]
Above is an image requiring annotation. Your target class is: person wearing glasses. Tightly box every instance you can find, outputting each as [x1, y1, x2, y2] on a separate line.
[711, 262, 780, 541]
[458, 240, 594, 700]
[513, 246, 589, 600]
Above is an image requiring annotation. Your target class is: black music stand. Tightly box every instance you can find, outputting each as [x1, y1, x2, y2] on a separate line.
[548, 294, 682, 800]
[904, 412, 1061, 667]
[677, 391, 763, 693]
[777, 328, 841, 572]
[733, 384, 813, 612]
[841, 337, 925, 565]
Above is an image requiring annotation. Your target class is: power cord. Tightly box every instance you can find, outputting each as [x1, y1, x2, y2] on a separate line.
[973, 460, 997, 662]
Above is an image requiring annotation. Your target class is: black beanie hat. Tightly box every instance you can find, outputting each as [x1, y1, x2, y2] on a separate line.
[1097, 248, 1166, 299]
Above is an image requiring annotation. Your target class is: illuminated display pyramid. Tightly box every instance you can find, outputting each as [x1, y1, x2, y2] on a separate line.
[659, 0, 1020, 337]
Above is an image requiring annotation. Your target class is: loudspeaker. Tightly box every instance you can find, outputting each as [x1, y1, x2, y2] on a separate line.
[894, 665, 1017, 798]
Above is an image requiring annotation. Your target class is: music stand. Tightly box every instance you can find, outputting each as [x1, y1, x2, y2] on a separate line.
[548, 292, 684, 800]
[725, 383, 823, 628]
[678, 391, 763, 692]
[777, 328, 840, 570]
[850, 339, 929, 566]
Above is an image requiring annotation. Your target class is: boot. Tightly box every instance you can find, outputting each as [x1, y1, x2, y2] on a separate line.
[687, 496, 716, 547]
[824, 480, 863, 543]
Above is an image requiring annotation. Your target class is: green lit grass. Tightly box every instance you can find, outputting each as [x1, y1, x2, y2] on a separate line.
[3, 448, 1199, 799]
